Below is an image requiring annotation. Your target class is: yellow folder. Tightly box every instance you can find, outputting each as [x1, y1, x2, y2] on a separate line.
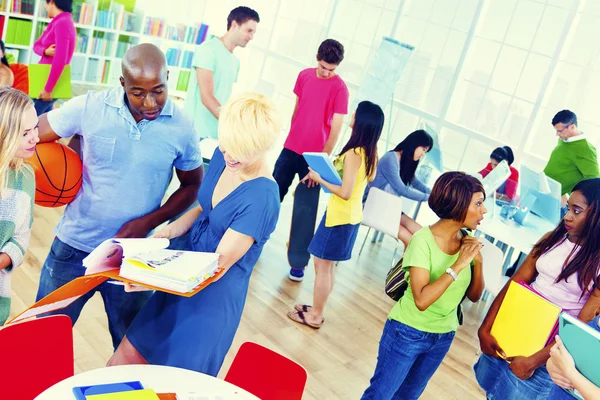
[491, 280, 561, 357]
[86, 389, 160, 399]
[28, 64, 73, 99]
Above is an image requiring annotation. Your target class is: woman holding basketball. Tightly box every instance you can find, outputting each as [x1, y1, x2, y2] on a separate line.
[0, 87, 39, 324]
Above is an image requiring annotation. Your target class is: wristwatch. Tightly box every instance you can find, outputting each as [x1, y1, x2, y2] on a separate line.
[445, 267, 458, 281]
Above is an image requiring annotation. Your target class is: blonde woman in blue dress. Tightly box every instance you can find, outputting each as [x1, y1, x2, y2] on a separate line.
[108, 93, 282, 376]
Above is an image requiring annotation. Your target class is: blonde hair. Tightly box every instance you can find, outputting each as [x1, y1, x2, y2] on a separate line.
[218, 92, 281, 161]
[0, 87, 34, 190]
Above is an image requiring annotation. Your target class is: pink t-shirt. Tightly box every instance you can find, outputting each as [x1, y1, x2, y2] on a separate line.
[284, 68, 349, 155]
[531, 238, 594, 316]
[33, 12, 76, 92]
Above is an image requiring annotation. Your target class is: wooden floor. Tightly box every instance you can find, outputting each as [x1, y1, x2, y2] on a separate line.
[11, 198, 488, 399]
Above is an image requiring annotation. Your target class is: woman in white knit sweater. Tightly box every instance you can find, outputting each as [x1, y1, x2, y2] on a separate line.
[0, 87, 38, 324]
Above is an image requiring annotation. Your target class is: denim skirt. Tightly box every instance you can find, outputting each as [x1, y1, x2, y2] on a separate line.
[308, 212, 360, 261]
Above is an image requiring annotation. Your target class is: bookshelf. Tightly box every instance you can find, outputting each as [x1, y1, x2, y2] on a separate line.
[0, 0, 210, 97]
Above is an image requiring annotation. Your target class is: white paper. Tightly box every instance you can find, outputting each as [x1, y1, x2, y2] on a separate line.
[11, 296, 82, 323]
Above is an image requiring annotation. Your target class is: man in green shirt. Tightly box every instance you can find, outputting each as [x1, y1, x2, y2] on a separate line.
[184, 7, 259, 139]
[544, 110, 599, 204]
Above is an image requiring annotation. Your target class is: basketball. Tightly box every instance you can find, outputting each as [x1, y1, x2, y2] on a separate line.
[28, 142, 83, 208]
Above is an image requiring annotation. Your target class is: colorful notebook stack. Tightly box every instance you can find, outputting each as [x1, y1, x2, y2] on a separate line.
[73, 380, 177, 399]
[5, 18, 33, 46]
[491, 281, 562, 357]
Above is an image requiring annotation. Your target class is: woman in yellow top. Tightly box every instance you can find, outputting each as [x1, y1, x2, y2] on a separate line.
[287, 100, 384, 329]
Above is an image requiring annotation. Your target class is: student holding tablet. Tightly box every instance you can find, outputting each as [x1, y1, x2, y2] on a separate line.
[287, 101, 383, 328]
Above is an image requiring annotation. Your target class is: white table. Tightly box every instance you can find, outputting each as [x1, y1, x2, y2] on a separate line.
[36, 365, 259, 400]
[477, 210, 555, 255]
[477, 209, 556, 272]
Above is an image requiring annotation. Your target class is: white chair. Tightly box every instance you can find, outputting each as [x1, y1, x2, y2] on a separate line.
[359, 187, 403, 267]
[479, 237, 510, 299]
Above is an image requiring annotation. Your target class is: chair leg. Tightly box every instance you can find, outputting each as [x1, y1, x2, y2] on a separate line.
[371, 229, 380, 243]
[359, 227, 371, 256]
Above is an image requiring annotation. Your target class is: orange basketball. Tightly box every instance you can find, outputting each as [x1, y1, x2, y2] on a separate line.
[28, 142, 83, 208]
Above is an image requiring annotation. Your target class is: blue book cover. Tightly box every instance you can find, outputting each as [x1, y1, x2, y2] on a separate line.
[72, 381, 144, 400]
[303, 152, 342, 194]
[559, 313, 600, 400]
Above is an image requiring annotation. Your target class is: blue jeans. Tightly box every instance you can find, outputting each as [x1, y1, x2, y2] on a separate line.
[35, 237, 152, 350]
[362, 319, 456, 400]
[33, 98, 56, 116]
[474, 353, 553, 400]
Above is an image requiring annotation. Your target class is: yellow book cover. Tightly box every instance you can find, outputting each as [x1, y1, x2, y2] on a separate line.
[491, 281, 561, 357]
[86, 389, 160, 400]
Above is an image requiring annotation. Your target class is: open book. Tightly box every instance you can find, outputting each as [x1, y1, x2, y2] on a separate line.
[83, 238, 220, 294]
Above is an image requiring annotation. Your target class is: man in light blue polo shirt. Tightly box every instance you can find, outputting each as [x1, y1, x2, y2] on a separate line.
[35, 44, 203, 350]
[184, 6, 259, 139]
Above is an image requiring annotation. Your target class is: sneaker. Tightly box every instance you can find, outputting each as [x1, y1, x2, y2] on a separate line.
[289, 268, 305, 282]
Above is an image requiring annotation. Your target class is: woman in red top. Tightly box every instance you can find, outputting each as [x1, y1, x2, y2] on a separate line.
[479, 146, 519, 202]
[32, 0, 76, 115]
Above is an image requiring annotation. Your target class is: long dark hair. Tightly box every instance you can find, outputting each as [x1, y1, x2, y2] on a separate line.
[0, 40, 9, 67]
[491, 146, 514, 165]
[532, 178, 600, 296]
[338, 101, 384, 179]
[392, 129, 433, 185]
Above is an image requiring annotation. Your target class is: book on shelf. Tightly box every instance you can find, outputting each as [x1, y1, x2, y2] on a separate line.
[176, 70, 191, 92]
[143, 16, 165, 37]
[73, 1, 93, 25]
[6, 18, 34, 46]
[83, 238, 220, 294]
[11, 0, 35, 15]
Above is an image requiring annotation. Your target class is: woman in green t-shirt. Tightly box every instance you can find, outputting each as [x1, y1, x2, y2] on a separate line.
[362, 171, 486, 399]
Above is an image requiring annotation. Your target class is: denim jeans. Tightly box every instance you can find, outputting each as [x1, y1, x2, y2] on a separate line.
[35, 237, 152, 350]
[361, 319, 456, 400]
[33, 98, 57, 116]
[273, 148, 310, 202]
[474, 353, 553, 400]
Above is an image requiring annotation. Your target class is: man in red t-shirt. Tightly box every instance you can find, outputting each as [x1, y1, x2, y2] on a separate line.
[274, 39, 349, 281]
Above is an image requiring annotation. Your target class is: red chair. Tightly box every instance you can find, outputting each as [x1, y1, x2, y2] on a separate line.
[225, 342, 307, 400]
[0, 315, 74, 400]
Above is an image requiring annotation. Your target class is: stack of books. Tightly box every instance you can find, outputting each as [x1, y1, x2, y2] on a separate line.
[11, 0, 34, 15]
[83, 238, 220, 294]
[176, 70, 191, 92]
[5, 18, 33, 46]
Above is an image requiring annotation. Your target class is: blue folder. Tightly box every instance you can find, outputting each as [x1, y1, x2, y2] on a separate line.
[559, 313, 600, 400]
[303, 152, 342, 194]
[72, 381, 144, 400]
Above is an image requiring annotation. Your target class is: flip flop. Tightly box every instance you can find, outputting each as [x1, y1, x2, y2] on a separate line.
[294, 304, 312, 313]
[287, 310, 324, 329]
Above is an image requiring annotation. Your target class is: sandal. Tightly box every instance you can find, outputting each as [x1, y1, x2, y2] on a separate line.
[294, 304, 312, 313]
[287, 310, 324, 329]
